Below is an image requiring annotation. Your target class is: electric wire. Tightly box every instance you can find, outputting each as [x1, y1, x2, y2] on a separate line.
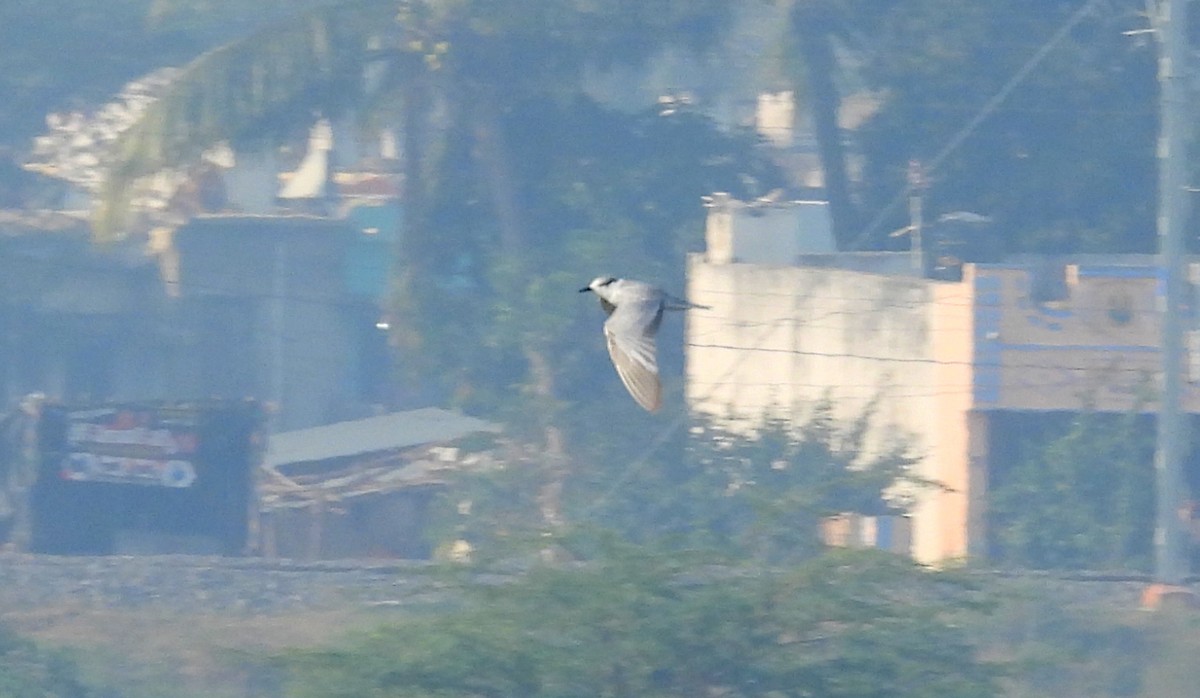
[583, 0, 1147, 516]
[850, 0, 1110, 250]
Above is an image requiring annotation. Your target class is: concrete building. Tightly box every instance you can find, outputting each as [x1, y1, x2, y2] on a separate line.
[166, 214, 385, 431]
[0, 210, 168, 405]
[5, 99, 404, 431]
[0, 211, 391, 433]
[686, 195, 1197, 564]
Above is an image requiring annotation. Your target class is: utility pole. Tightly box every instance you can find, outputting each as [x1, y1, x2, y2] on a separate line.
[907, 159, 926, 276]
[1154, 0, 1191, 587]
[271, 240, 287, 433]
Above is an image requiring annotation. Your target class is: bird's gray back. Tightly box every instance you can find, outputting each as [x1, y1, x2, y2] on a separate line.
[607, 278, 665, 305]
[605, 296, 663, 338]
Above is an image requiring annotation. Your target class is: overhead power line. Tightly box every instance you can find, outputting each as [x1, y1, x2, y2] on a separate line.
[851, 0, 1109, 250]
[584, 0, 1155, 521]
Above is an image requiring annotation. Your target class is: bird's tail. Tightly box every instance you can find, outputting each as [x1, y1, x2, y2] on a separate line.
[664, 294, 710, 311]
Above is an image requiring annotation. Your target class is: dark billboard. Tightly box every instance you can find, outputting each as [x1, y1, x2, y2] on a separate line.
[31, 400, 265, 556]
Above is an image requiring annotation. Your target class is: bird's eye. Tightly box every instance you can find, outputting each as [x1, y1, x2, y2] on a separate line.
[601, 277, 616, 286]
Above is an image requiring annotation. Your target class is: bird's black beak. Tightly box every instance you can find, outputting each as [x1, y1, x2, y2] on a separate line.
[578, 286, 592, 293]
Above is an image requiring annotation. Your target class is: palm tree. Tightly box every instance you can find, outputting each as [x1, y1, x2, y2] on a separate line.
[97, 0, 734, 530]
[782, 0, 908, 248]
[790, 1, 859, 246]
[97, 0, 732, 233]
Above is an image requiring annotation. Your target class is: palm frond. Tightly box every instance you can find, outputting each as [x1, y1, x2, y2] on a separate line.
[96, 0, 396, 240]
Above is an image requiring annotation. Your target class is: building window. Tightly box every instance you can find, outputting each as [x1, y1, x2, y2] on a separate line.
[1030, 263, 1069, 304]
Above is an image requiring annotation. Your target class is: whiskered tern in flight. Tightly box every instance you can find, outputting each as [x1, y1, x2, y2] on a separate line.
[579, 276, 708, 412]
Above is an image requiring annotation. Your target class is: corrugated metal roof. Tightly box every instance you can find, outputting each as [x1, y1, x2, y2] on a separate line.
[265, 408, 500, 468]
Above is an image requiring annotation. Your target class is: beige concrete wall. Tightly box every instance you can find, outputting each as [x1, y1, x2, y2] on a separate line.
[686, 254, 961, 562]
[686, 257, 1200, 564]
[687, 256, 936, 424]
[686, 256, 1200, 564]
[921, 270, 977, 563]
[972, 264, 1199, 412]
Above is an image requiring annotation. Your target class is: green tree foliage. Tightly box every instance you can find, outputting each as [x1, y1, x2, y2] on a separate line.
[86, 0, 1169, 409]
[677, 406, 919, 562]
[985, 586, 1151, 698]
[987, 409, 1155, 570]
[783, 0, 891, 246]
[0, 0, 179, 147]
[281, 547, 1000, 698]
[95, 0, 733, 234]
[0, 623, 97, 698]
[0, 0, 191, 203]
[435, 400, 920, 564]
[400, 96, 783, 416]
[88, 0, 759, 434]
[35, 0, 1167, 257]
[853, 0, 1157, 253]
[0, 0, 343, 150]
[98, 1, 393, 234]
